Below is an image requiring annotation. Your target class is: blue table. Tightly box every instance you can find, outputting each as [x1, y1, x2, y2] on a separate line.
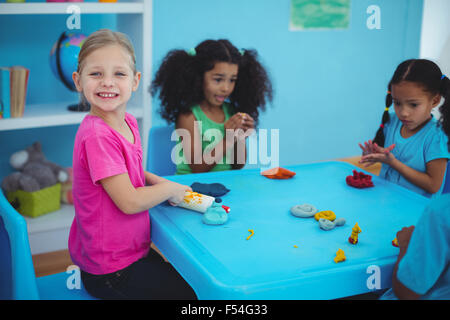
[150, 161, 430, 299]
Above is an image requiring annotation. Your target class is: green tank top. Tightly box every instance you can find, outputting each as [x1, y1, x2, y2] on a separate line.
[175, 103, 234, 175]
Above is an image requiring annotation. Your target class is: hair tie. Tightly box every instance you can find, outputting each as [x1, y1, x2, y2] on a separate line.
[239, 49, 245, 56]
[186, 48, 196, 56]
[384, 107, 389, 111]
[380, 124, 384, 129]
[387, 91, 391, 95]
[442, 74, 447, 80]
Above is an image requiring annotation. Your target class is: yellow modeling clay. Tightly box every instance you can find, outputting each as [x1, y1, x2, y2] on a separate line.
[348, 223, 361, 244]
[314, 210, 336, 221]
[246, 229, 254, 240]
[334, 249, 346, 263]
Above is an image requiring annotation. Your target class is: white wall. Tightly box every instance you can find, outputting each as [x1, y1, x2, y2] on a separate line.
[420, 0, 450, 118]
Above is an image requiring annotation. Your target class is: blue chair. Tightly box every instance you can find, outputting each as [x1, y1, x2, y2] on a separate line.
[0, 191, 95, 300]
[146, 125, 177, 176]
[443, 161, 450, 194]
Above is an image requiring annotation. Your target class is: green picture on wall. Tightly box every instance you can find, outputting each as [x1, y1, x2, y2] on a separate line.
[290, 0, 351, 30]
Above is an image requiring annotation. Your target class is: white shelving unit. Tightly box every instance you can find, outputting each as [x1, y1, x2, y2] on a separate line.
[0, 0, 152, 254]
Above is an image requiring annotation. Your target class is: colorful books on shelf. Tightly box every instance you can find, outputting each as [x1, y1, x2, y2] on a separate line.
[0, 66, 30, 119]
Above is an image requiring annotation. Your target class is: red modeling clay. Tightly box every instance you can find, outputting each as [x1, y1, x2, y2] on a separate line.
[261, 167, 296, 179]
[346, 170, 374, 188]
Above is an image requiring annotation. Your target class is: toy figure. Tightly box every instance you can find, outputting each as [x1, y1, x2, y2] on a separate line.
[348, 223, 362, 244]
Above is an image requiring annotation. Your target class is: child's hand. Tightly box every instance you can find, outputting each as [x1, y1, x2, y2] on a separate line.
[224, 112, 255, 139]
[396, 226, 415, 250]
[359, 141, 396, 166]
[168, 182, 191, 206]
[358, 140, 376, 156]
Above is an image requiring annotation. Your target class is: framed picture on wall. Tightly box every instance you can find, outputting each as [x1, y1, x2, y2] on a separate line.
[290, 0, 351, 31]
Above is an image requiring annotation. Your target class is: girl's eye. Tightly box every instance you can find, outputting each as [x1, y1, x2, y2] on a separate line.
[410, 103, 418, 108]
[90, 72, 101, 76]
[214, 78, 222, 83]
[116, 72, 127, 76]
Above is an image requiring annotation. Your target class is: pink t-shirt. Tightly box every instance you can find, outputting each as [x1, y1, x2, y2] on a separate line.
[69, 113, 150, 275]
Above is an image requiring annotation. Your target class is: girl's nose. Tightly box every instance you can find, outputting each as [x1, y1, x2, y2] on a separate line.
[221, 82, 231, 92]
[101, 76, 114, 87]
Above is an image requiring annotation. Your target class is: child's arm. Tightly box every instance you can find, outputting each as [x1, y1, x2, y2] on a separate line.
[100, 173, 190, 214]
[360, 141, 447, 194]
[392, 226, 421, 299]
[176, 112, 250, 173]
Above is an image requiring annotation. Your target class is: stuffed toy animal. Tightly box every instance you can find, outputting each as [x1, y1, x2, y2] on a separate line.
[1, 142, 68, 193]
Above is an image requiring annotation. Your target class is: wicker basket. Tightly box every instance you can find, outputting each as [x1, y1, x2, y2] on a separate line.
[7, 183, 61, 218]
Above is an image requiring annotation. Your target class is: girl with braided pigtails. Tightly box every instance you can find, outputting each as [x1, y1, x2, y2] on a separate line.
[359, 59, 450, 197]
[151, 39, 273, 174]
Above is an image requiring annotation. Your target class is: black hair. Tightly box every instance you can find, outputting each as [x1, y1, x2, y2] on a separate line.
[373, 59, 450, 150]
[150, 39, 273, 125]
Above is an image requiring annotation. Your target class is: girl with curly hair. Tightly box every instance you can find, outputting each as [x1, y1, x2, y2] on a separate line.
[151, 39, 273, 174]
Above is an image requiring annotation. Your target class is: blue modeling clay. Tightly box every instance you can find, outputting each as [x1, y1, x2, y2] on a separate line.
[191, 182, 230, 197]
[202, 202, 228, 225]
[290, 204, 318, 218]
[319, 217, 346, 231]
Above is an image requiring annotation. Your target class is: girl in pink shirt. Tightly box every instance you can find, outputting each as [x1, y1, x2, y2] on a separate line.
[69, 29, 196, 299]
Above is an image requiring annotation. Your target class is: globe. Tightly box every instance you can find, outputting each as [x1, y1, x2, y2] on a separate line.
[49, 31, 90, 111]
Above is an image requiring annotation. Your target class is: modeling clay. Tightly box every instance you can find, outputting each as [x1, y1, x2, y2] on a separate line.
[246, 229, 254, 240]
[348, 223, 362, 244]
[222, 205, 230, 213]
[290, 204, 318, 218]
[202, 202, 228, 225]
[346, 170, 374, 188]
[293, 245, 298, 248]
[319, 217, 346, 231]
[314, 210, 336, 221]
[334, 249, 346, 263]
[191, 182, 230, 197]
[392, 238, 399, 247]
[261, 167, 296, 179]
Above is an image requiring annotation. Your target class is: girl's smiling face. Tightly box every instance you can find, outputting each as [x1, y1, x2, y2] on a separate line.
[202, 62, 238, 109]
[391, 81, 441, 136]
[73, 44, 140, 114]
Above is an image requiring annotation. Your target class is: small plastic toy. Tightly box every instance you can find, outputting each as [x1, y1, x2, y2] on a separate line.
[246, 229, 254, 240]
[314, 210, 336, 221]
[346, 170, 374, 188]
[392, 238, 399, 247]
[348, 223, 362, 244]
[334, 249, 346, 263]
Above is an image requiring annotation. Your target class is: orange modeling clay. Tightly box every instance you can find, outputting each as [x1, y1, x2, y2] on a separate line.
[261, 167, 296, 179]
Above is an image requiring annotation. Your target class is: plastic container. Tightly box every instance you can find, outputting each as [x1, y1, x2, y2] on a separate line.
[6, 183, 61, 218]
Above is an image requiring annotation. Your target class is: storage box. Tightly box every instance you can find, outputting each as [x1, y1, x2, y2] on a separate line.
[7, 183, 61, 218]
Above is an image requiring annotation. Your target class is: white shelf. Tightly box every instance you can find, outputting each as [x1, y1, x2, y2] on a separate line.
[0, 2, 144, 15]
[24, 204, 74, 234]
[0, 102, 144, 131]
